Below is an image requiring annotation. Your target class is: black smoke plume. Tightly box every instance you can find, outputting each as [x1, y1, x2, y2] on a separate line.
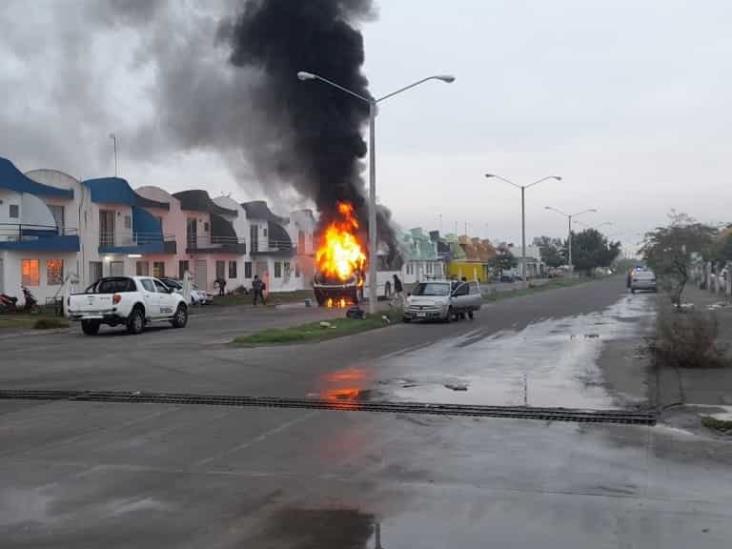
[223, 0, 400, 266]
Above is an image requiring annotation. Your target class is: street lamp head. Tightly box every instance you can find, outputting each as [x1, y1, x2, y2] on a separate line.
[297, 71, 316, 81]
[552, 176, 562, 181]
[436, 75, 456, 83]
[485, 173, 495, 179]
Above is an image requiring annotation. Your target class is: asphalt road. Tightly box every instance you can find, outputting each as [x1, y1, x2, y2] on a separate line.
[2, 277, 731, 548]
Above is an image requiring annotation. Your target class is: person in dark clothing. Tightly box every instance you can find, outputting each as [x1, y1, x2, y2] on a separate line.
[393, 274, 403, 294]
[215, 278, 227, 296]
[252, 275, 266, 306]
[392, 274, 404, 307]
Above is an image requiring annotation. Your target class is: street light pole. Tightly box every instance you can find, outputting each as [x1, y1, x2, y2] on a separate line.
[485, 174, 561, 280]
[368, 101, 377, 315]
[521, 186, 525, 280]
[298, 71, 455, 314]
[544, 206, 597, 272]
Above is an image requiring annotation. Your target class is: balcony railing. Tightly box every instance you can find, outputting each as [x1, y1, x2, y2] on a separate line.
[0, 223, 78, 242]
[186, 235, 247, 252]
[99, 231, 176, 247]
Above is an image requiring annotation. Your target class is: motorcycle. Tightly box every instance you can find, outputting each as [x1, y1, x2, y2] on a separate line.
[0, 293, 18, 313]
[0, 287, 38, 313]
[22, 286, 38, 312]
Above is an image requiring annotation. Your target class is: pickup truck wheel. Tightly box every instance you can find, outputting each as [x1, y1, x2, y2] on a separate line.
[171, 304, 188, 328]
[81, 320, 100, 335]
[127, 306, 145, 335]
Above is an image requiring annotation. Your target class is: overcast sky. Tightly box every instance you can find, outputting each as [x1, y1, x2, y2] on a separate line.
[2, 0, 731, 250]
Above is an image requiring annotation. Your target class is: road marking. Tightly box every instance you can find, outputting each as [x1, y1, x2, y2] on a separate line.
[194, 410, 319, 467]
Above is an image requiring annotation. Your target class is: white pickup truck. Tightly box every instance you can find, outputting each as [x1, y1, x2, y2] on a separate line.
[67, 276, 189, 335]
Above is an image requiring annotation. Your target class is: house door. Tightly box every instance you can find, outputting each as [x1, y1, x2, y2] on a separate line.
[99, 210, 115, 247]
[110, 261, 124, 277]
[89, 261, 103, 284]
[195, 259, 208, 290]
[187, 219, 198, 249]
[250, 225, 259, 253]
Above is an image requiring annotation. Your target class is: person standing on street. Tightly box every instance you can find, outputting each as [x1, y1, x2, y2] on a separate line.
[215, 277, 227, 296]
[252, 275, 266, 306]
[392, 274, 404, 308]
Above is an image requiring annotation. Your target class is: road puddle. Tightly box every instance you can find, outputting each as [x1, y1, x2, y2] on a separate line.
[377, 294, 655, 409]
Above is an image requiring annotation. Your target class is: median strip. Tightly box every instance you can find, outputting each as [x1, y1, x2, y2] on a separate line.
[232, 311, 400, 346]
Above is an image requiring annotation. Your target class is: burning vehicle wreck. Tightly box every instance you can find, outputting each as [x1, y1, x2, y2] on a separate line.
[313, 201, 366, 307]
[313, 272, 363, 307]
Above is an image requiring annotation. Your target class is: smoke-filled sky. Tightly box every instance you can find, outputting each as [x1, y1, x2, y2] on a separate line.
[2, 0, 732, 250]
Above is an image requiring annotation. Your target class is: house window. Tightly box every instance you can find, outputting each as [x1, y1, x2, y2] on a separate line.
[110, 261, 124, 277]
[283, 262, 291, 277]
[274, 261, 282, 278]
[216, 260, 225, 280]
[228, 261, 237, 279]
[153, 262, 165, 278]
[263, 227, 268, 237]
[46, 259, 64, 285]
[21, 259, 40, 286]
[204, 222, 210, 233]
[179, 260, 190, 279]
[295, 263, 301, 278]
[244, 262, 252, 279]
[9, 204, 19, 218]
[124, 215, 132, 229]
[136, 261, 150, 276]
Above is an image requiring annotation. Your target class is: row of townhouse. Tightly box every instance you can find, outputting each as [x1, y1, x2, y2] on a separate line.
[0, 157, 316, 305]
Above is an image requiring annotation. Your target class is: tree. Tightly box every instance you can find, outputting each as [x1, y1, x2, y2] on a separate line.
[710, 230, 732, 263]
[640, 212, 717, 307]
[488, 247, 517, 275]
[570, 229, 621, 275]
[533, 236, 565, 268]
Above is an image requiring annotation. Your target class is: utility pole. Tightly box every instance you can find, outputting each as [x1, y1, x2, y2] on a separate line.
[109, 133, 118, 177]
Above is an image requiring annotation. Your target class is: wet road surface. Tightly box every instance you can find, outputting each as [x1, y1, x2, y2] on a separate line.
[2, 276, 731, 547]
[1, 399, 730, 548]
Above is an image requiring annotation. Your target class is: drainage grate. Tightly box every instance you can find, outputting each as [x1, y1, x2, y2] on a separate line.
[0, 389, 656, 425]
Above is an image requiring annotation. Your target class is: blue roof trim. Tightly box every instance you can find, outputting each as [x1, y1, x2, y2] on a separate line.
[0, 157, 74, 199]
[132, 206, 163, 243]
[83, 177, 169, 209]
[0, 235, 80, 252]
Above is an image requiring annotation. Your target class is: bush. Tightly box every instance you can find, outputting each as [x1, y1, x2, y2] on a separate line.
[647, 303, 730, 369]
[33, 317, 69, 330]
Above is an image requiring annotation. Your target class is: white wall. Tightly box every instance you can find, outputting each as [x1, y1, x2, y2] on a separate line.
[0, 189, 22, 239]
[1, 250, 79, 304]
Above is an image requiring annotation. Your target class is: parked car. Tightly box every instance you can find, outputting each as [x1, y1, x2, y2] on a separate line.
[403, 280, 482, 322]
[68, 276, 188, 335]
[160, 277, 211, 305]
[630, 270, 657, 293]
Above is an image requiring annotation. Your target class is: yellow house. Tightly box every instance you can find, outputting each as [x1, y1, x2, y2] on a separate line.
[447, 261, 490, 282]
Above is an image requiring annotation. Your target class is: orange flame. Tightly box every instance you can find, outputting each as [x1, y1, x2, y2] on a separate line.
[316, 201, 366, 283]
